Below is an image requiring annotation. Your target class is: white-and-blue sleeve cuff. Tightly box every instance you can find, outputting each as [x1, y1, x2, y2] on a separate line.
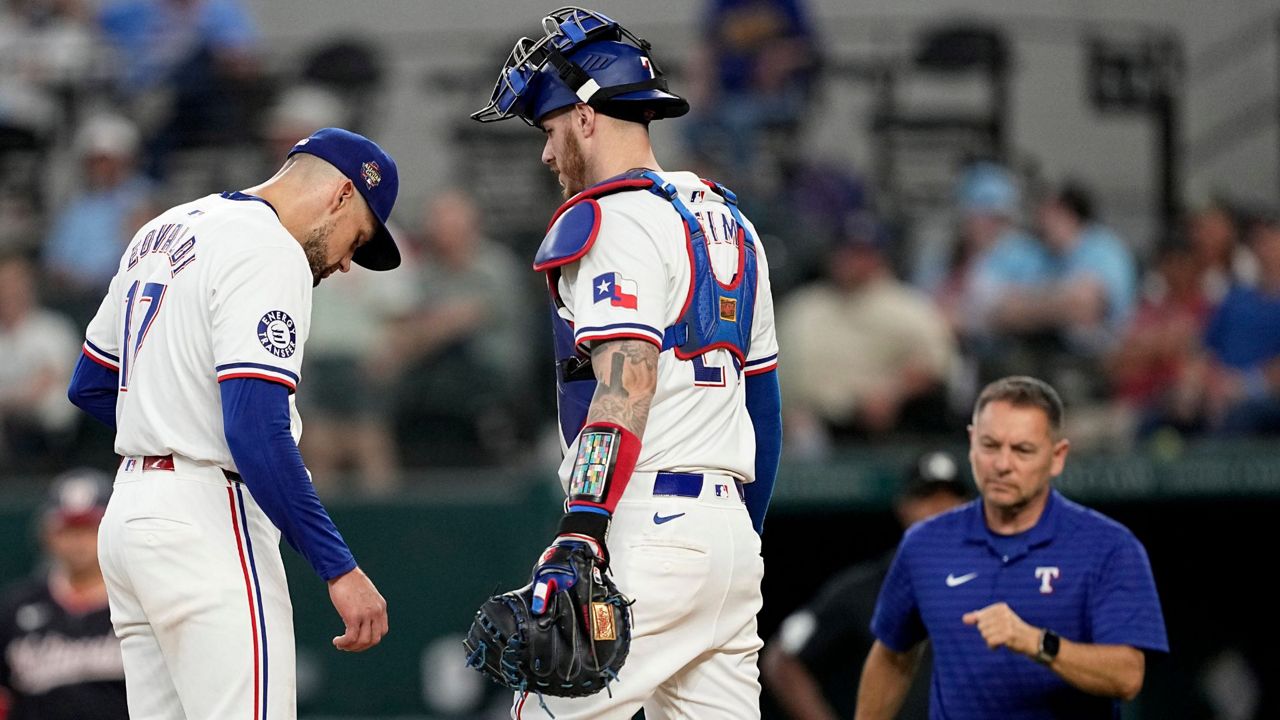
[744, 353, 779, 376]
[573, 322, 664, 350]
[82, 340, 120, 371]
[216, 362, 299, 391]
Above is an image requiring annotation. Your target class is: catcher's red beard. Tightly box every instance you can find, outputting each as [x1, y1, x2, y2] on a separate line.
[553, 131, 589, 199]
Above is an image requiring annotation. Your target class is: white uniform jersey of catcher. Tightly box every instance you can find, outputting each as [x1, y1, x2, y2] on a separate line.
[83, 192, 310, 462]
[519, 170, 777, 720]
[86, 192, 312, 720]
[554, 170, 780, 489]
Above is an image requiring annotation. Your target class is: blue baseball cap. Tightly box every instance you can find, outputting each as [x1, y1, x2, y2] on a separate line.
[956, 161, 1019, 217]
[288, 127, 401, 271]
[838, 211, 891, 253]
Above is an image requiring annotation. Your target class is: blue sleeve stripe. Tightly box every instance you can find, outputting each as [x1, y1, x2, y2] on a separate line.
[84, 340, 120, 366]
[216, 362, 300, 383]
[574, 323, 664, 347]
[574, 322, 663, 337]
[745, 353, 778, 367]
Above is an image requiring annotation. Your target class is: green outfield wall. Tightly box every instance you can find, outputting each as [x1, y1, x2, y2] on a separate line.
[0, 441, 1275, 718]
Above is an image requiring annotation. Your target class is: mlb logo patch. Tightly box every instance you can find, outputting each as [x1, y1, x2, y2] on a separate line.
[593, 272, 638, 310]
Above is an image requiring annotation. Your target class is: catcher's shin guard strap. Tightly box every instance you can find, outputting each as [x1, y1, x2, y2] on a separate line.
[567, 423, 641, 515]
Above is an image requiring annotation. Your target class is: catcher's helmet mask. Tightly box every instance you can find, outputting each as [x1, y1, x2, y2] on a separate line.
[471, 6, 689, 126]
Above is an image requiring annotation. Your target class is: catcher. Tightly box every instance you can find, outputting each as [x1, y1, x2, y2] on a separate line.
[465, 6, 782, 719]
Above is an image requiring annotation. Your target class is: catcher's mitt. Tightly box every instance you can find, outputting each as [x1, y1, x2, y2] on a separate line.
[464, 544, 632, 698]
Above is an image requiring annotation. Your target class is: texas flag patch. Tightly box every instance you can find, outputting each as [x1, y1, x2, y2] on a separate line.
[593, 272, 638, 309]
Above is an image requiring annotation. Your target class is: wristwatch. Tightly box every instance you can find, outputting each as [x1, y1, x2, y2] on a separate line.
[1035, 628, 1061, 665]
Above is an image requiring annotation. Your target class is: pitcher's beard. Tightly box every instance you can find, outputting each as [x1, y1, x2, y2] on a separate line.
[303, 220, 337, 286]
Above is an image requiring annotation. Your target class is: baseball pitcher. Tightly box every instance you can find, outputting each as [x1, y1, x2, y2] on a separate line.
[67, 128, 398, 719]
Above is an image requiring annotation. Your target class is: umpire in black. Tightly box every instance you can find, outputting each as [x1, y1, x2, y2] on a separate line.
[761, 452, 971, 720]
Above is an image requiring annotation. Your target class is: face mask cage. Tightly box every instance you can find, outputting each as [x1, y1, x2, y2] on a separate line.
[470, 6, 658, 125]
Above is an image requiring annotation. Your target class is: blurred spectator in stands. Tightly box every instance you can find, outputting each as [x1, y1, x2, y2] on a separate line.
[42, 113, 153, 324]
[375, 190, 530, 467]
[1199, 209, 1280, 435]
[921, 161, 1033, 341]
[684, 0, 819, 184]
[1188, 196, 1258, 303]
[0, 0, 100, 257]
[96, 0, 263, 177]
[763, 157, 870, 294]
[1107, 235, 1214, 438]
[260, 85, 344, 172]
[0, 252, 79, 473]
[0, 468, 126, 720]
[763, 450, 971, 720]
[945, 178, 1135, 410]
[296, 38, 386, 137]
[780, 212, 955, 453]
[299, 232, 419, 496]
[985, 181, 1137, 356]
[0, 0, 96, 153]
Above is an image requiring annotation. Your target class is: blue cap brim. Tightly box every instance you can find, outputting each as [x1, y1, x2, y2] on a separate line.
[353, 223, 400, 271]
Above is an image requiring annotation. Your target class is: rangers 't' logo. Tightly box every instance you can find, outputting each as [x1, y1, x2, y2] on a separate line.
[361, 161, 382, 190]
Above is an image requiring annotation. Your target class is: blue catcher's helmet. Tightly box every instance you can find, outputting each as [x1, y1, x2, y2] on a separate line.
[471, 7, 689, 126]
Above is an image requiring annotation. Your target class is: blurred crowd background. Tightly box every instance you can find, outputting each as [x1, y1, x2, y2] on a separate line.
[0, 0, 1277, 718]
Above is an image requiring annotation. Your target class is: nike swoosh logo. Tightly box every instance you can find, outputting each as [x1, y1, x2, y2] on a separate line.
[946, 572, 979, 587]
[653, 512, 686, 525]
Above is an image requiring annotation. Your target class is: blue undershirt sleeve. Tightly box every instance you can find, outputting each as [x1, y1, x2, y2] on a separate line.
[220, 377, 357, 581]
[67, 354, 119, 429]
[744, 368, 782, 535]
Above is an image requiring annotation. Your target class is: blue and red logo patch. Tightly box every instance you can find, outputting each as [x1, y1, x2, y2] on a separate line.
[361, 161, 381, 190]
[257, 310, 297, 358]
[592, 272, 638, 310]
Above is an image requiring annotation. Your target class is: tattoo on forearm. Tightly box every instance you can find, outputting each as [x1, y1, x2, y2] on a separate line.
[599, 353, 628, 399]
[586, 339, 658, 437]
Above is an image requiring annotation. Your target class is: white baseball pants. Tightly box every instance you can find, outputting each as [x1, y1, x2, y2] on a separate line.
[513, 470, 765, 719]
[99, 455, 296, 720]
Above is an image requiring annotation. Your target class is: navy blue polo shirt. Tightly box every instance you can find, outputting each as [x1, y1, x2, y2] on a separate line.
[872, 489, 1168, 720]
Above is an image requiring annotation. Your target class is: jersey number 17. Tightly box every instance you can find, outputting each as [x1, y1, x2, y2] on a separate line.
[119, 281, 168, 392]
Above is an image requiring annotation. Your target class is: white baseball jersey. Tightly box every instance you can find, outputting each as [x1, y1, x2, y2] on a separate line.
[554, 170, 779, 486]
[520, 170, 776, 720]
[88, 191, 312, 720]
[83, 192, 311, 467]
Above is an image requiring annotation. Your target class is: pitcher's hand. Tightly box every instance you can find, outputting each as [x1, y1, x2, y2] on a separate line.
[328, 566, 388, 651]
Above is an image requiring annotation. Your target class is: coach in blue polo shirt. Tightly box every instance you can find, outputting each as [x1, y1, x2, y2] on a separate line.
[856, 376, 1168, 720]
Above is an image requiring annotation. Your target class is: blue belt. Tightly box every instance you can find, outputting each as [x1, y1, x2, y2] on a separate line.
[653, 471, 744, 501]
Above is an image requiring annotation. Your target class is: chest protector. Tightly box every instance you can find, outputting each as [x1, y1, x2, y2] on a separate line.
[533, 169, 759, 446]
